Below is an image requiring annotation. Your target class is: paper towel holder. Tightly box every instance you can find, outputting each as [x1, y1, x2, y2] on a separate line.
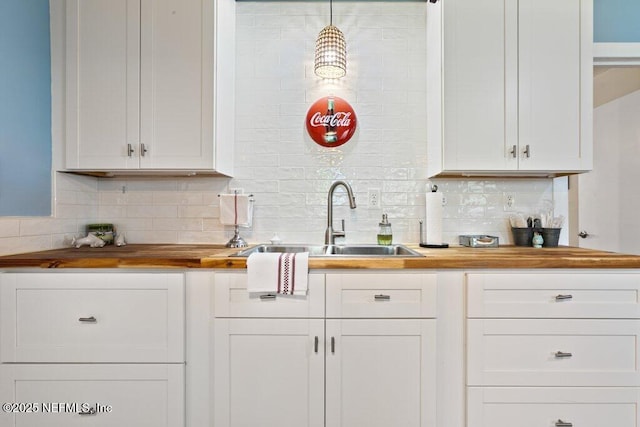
[421, 184, 449, 249]
[419, 220, 449, 248]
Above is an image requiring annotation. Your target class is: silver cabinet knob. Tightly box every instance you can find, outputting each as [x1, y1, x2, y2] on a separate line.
[578, 231, 589, 239]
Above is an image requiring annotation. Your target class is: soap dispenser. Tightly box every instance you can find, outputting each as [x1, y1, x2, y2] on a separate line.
[377, 214, 392, 246]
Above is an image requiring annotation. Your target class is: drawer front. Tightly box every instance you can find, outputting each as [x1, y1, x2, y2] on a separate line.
[0, 273, 184, 363]
[326, 273, 437, 318]
[468, 319, 640, 386]
[467, 272, 640, 318]
[213, 273, 325, 318]
[468, 387, 640, 427]
[0, 364, 184, 427]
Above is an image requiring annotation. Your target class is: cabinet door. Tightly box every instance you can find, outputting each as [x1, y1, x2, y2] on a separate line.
[65, 0, 141, 170]
[468, 387, 640, 427]
[139, 0, 213, 169]
[428, 0, 592, 177]
[214, 318, 324, 427]
[518, 0, 592, 172]
[0, 364, 184, 427]
[325, 319, 436, 427]
[441, 0, 517, 172]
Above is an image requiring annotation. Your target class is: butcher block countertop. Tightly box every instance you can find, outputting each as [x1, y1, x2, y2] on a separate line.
[0, 244, 639, 269]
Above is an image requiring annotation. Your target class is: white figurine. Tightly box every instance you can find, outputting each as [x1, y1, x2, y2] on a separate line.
[115, 233, 126, 247]
[72, 233, 106, 248]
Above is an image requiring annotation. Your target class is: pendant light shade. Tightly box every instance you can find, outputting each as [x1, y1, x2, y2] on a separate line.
[314, 0, 346, 79]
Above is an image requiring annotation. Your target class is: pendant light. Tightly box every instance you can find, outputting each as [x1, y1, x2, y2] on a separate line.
[314, 0, 346, 79]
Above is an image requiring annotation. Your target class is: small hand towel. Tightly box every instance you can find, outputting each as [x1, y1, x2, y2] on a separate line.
[246, 252, 309, 296]
[219, 194, 252, 226]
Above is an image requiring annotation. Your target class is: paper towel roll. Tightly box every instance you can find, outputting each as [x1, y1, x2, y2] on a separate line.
[425, 192, 443, 245]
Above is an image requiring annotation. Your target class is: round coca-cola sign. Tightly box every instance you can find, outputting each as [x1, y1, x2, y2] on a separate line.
[305, 96, 357, 148]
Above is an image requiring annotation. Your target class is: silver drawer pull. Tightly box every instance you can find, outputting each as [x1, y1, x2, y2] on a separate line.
[79, 407, 97, 416]
[374, 294, 391, 301]
[331, 336, 335, 354]
[314, 336, 319, 354]
[78, 316, 97, 323]
[556, 420, 572, 427]
[555, 351, 573, 358]
[260, 294, 277, 300]
[555, 294, 573, 301]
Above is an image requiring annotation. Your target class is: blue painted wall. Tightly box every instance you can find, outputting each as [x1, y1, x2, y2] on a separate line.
[0, 0, 52, 216]
[594, 0, 640, 42]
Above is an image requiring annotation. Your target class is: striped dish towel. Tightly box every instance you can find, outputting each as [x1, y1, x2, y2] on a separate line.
[219, 194, 252, 226]
[246, 252, 309, 295]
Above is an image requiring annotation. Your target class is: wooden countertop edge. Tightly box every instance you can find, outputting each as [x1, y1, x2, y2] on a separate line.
[2, 257, 640, 270]
[1, 245, 639, 269]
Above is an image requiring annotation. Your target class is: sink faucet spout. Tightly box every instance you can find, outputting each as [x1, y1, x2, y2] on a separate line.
[325, 180, 357, 244]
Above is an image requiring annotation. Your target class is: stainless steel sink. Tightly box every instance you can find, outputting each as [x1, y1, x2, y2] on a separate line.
[231, 244, 423, 257]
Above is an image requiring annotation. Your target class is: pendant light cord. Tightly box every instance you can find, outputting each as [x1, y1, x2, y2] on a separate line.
[330, 0, 333, 26]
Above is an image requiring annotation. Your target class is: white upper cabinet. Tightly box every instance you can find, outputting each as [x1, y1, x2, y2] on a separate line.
[426, 0, 593, 177]
[64, 0, 234, 176]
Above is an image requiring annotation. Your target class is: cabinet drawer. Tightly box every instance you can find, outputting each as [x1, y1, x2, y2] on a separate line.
[468, 319, 640, 386]
[0, 272, 184, 363]
[213, 273, 324, 318]
[0, 364, 184, 427]
[326, 273, 437, 318]
[467, 272, 640, 318]
[468, 387, 640, 427]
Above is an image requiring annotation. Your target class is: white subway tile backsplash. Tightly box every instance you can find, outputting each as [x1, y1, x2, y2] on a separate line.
[126, 230, 178, 244]
[0, 219, 20, 238]
[19, 219, 54, 237]
[98, 205, 128, 219]
[127, 205, 177, 219]
[153, 218, 203, 231]
[178, 205, 216, 219]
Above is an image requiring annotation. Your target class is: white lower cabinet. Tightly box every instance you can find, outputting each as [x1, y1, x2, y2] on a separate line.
[325, 319, 436, 427]
[212, 271, 437, 427]
[468, 387, 640, 427]
[0, 364, 184, 426]
[468, 319, 640, 387]
[0, 271, 186, 427]
[214, 318, 325, 427]
[466, 271, 640, 427]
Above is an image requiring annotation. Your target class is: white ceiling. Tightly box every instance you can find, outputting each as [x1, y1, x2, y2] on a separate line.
[593, 66, 640, 107]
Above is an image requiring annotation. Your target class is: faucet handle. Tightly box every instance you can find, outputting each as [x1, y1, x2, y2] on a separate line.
[333, 219, 346, 239]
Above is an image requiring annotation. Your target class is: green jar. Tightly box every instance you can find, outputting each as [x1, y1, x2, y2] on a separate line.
[87, 223, 114, 245]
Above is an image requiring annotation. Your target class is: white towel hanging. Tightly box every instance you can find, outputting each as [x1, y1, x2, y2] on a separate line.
[246, 252, 309, 296]
[219, 194, 252, 226]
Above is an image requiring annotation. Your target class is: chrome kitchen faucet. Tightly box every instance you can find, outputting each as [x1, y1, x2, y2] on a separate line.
[325, 180, 357, 244]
